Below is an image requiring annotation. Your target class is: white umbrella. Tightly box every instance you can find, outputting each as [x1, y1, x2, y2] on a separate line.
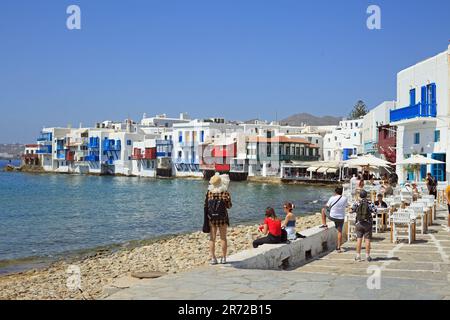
[344, 154, 393, 168]
[395, 154, 444, 165]
[395, 154, 444, 182]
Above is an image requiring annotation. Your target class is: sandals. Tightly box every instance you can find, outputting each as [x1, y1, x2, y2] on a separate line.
[319, 224, 328, 229]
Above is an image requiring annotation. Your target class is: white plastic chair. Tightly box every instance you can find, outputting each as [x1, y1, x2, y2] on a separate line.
[392, 210, 414, 244]
[408, 202, 427, 234]
[416, 198, 434, 226]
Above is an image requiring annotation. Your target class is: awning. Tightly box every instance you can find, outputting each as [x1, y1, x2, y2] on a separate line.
[317, 167, 328, 173]
[326, 168, 338, 174]
[306, 167, 318, 172]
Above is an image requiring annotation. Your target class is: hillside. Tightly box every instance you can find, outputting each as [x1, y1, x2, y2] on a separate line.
[280, 113, 341, 126]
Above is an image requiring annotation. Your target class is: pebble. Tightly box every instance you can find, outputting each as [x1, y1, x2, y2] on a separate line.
[0, 215, 321, 300]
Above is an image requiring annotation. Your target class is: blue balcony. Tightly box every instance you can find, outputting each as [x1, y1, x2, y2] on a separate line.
[103, 139, 121, 151]
[36, 145, 52, 154]
[85, 154, 99, 162]
[390, 102, 437, 123]
[156, 140, 173, 146]
[88, 137, 100, 149]
[37, 132, 52, 142]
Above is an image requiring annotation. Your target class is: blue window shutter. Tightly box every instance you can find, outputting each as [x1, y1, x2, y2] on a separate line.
[410, 89, 416, 106]
[430, 84, 437, 117]
[420, 86, 427, 115]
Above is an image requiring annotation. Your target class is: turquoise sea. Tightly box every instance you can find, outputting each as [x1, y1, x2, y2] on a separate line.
[0, 159, 333, 274]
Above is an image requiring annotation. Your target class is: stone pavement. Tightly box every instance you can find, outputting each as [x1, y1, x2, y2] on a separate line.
[105, 207, 450, 300]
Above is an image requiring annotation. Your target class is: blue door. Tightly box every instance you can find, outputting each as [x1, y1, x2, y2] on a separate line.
[431, 153, 446, 181]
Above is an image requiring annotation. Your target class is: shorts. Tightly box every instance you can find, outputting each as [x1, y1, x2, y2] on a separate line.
[355, 221, 372, 239]
[326, 212, 344, 232]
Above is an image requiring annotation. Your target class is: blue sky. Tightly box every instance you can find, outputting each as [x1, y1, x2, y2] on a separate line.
[1, 0, 449, 143]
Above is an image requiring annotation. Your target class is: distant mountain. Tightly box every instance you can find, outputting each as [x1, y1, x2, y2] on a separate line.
[280, 113, 342, 126]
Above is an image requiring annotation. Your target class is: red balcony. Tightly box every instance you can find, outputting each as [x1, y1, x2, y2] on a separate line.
[132, 148, 143, 160]
[212, 143, 237, 158]
[215, 164, 230, 172]
[143, 147, 156, 160]
[66, 151, 75, 161]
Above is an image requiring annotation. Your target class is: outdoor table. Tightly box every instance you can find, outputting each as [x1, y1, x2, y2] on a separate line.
[376, 207, 389, 231]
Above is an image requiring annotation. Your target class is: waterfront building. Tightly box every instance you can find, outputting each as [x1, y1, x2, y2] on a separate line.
[21, 144, 40, 166]
[391, 45, 450, 182]
[172, 118, 242, 177]
[131, 139, 157, 177]
[140, 112, 191, 127]
[36, 127, 72, 172]
[246, 135, 320, 177]
[362, 101, 396, 155]
[323, 119, 363, 162]
[377, 125, 397, 164]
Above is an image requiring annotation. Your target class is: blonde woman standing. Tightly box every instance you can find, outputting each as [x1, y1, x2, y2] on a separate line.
[203, 173, 232, 265]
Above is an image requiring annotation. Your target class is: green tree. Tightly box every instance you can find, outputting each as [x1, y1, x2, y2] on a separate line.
[348, 100, 368, 119]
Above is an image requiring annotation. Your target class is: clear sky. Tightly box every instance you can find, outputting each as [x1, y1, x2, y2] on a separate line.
[1, 0, 449, 143]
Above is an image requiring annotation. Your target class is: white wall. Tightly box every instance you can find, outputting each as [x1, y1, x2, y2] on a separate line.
[395, 46, 450, 182]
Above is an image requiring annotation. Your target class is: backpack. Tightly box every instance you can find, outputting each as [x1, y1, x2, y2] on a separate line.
[356, 200, 372, 223]
[207, 198, 227, 221]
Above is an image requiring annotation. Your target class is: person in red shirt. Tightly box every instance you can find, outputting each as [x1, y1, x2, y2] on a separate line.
[253, 207, 282, 248]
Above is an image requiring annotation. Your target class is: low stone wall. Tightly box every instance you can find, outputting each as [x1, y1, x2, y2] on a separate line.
[225, 222, 337, 270]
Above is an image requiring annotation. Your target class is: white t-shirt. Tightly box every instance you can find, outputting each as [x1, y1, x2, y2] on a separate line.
[326, 195, 348, 220]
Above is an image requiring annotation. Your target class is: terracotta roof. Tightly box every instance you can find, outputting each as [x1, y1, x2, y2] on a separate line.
[25, 144, 39, 148]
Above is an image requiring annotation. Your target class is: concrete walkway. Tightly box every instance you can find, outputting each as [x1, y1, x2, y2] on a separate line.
[105, 207, 450, 300]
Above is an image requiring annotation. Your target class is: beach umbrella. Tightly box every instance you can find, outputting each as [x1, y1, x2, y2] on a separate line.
[344, 154, 393, 168]
[395, 154, 444, 182]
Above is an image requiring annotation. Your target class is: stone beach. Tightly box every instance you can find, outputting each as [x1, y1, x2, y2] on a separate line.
[0, 214, 322, 300]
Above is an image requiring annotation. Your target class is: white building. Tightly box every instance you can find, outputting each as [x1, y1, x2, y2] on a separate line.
[141, 113, 190, 127]
[172, 119, 242, 177]
[323, 119, 363, 162]
[362, 101, 396, 154]
[392, 45, 450, 182]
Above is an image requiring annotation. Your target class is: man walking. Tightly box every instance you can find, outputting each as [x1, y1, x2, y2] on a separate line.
[352, 190, 377, 262]
[320, 186, 348, 253]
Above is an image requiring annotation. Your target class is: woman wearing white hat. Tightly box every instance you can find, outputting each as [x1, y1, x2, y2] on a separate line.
[203, 172, 232, 265]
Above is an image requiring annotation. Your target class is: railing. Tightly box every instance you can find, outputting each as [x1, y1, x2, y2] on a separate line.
[156, 140, 173, 146]
[103, 139, 121, 151]
[390, 102, 437, 123]
[131, 154, 143, 160]
[84, 155, 99, 162]
[156, 152, 171, 157]
[36, 146, 52, 154]
[278, 155, 320, 162]
[230, 164, 248, 172]
[88, 137, 100, 149]
[37, 132, 52, 142]
[56, 153, 65, 160]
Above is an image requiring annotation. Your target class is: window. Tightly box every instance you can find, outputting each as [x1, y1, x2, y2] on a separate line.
[200, 130, 205, 143]
[410, 88, 416, 106]
[127, 140, 131, 146]
[178, 132, 182, 143]
[434, 130, 440, 142]
[414, 133, 420, 144]
[178, 151, 182, 158]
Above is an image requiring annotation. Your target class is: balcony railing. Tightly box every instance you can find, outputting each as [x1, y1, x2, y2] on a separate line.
[103, 139, 121, 152]
[278, 155, 320, 162]
[390, 102, 437, 123]
[37, 132, 52, 142]
[36, 146, 52, 154]
[84, 155, 99, 162]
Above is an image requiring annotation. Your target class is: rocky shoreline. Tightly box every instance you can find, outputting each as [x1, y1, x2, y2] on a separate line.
[0, 214, 322, 300]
